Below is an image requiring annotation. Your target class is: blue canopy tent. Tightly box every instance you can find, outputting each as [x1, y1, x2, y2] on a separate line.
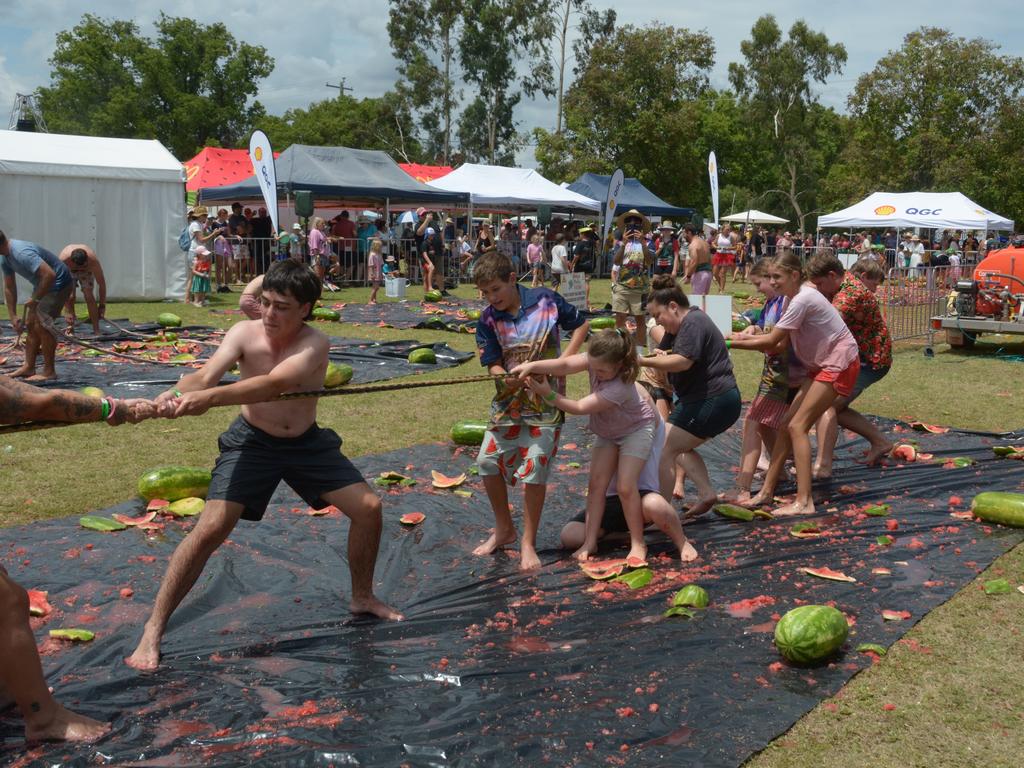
[566, 173, 693, 219]
[198, 145, 468, 207]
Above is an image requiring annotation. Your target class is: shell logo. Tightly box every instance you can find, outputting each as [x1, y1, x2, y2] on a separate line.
[184, 164, 199, 181]
[608, 198, 617, 211]
[873, 205, 896, 216]
[254, 147, 263, 161]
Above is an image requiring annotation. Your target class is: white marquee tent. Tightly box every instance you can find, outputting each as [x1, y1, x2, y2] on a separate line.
[720, 209, 788, 224]
[0, 131, 186, 300]
[818, 192, 1013, 231]
[427, 163, 600, 212]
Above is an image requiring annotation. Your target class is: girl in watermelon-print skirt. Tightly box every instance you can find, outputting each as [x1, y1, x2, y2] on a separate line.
[723, 258, 805, 503]
[728, 250, 858, 517]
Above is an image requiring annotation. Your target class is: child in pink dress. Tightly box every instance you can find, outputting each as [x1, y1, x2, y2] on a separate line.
[367, 238, 383, 304]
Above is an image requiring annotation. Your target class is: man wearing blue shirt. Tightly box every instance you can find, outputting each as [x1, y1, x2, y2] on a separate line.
[1, 230, 73, 381]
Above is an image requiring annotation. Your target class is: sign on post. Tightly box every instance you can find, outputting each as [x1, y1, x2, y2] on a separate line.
[559, 272, 586, 310]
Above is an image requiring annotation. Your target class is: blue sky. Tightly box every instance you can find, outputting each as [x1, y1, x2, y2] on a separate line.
[1, 1, 1021, 164]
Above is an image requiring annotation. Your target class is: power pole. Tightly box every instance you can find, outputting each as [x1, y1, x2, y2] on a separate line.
[325, 78, 353, 98]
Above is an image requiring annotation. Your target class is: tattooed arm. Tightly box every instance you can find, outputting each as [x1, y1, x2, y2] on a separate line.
[0, 374, 155, 425]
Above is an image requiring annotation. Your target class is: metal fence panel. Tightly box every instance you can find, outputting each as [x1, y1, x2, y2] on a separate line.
[882, 266, 956, 341]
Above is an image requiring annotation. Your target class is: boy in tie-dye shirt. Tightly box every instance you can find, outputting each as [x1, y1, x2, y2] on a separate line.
[472, 252, 590, 570]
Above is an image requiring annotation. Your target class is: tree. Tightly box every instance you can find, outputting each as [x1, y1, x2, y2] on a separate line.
[728, 15, 846, 231]
[830, 27, 1024, 222]
[548, 1, 615, 134]
[458, 0, 556, 164]
[534, 22, 714, 200]
[255, 93, 424, 162]
[386, 1, 465, 164]
[38, 13, 273, 159]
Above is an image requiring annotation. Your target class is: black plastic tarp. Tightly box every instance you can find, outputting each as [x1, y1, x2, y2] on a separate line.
[2, 416, 1022, 765]
[198, 145, 469, 206]
[567, 173, 695, 219]
[0, 319, 473, 400]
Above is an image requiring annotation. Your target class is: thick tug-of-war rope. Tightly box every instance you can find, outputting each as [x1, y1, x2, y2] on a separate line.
[0, 372, 518, 435]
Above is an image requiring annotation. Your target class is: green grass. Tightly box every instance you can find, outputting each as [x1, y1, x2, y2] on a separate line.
[3, 277, 1024, 765]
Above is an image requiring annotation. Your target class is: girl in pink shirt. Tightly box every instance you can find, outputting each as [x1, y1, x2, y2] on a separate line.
[367, 238, 383, 304]
[513, 329, 687, 564]
[728, 250, 859, 517]
[527, 234, 545, 287]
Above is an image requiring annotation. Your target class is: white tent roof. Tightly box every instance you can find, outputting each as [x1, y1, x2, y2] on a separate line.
[720, 209, 788, 224]
[0, 130, 184, 183]
[818, 191, 1013, 231]
[428, 163, 600, 212]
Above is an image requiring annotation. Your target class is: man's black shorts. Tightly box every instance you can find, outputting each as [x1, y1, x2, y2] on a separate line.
[571, 490, 656, 534]
[208, 416, 364, 521]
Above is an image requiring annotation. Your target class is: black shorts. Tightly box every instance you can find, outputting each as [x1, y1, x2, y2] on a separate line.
[571, 491, 656, 534]
[652, 264, 673, 275]
[208, 416, 365, 521]
[668, 387, 742, 439]
[639, 381, 671, 403]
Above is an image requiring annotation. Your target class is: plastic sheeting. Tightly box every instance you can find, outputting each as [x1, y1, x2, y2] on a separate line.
[2, 417, 1022, 765]
[0, 319, 473, 399]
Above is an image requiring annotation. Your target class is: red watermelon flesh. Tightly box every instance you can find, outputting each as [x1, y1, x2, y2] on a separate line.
[113, 510, 159, 527]
[626, 555, 648, 569]
[909, 421, 950, 434]
[891, 444, 918, 461]
[28, 589, 53, 617]
[431, 471, 467, 489]
[399, 512, 425, 526]
[799, 566, 857, 583]
[581, 559, 629, 580]
[146, 498, 170, 513]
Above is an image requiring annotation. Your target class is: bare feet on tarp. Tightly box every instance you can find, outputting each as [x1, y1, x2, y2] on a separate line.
[26, 704, 109, 743]
[125, 627, 161, 671]
[863, 442, 894, 466]
[519, 544, 542, 571]
[681, 495, 717, 522]
[472, 528, 517, 557]
[772, 498, 816, 517]
[719, 487, 752, 505]
[679, 540, 699, 562]
[350, 595, 404, 621]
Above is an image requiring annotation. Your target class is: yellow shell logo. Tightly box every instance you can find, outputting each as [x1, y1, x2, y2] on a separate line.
[254, 147, 263, 161]
[184, 164, 199, 181]
[609, 198, 617, 211]
[874, 205, 896, 216]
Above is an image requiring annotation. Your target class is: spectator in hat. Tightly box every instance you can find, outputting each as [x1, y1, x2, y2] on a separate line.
[187, 206, 218, 303]
[612, 209, 654, 350]
[653, 221, 677, 276]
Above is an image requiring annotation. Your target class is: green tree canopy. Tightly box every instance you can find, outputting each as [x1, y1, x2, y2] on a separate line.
[38, 13, 273, 159]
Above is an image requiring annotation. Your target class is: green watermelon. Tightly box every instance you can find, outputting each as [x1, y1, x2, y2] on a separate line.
[971, 492, 1024, 528]
[774, 605, 849, 665]
[672, 584, 709, 608]
[450, 421, 488, 446]
[466, 309, 481, 320]
[157, 312, 182, 328]
[424, 290, 443, 302]
[79, 516, 127, 532]
[731, 317, 750, 332]
[311, 307, 340, 322]
[714, 503, 773, 521]
[588, 316, 616, 330]
[79, 386, 105, 398]
[49, 628, 95, 642]
[167, 497, 205, 517]
[324, 362, 353, 388]
[408, 347, 437, 365]
[138, 467, 212, 502]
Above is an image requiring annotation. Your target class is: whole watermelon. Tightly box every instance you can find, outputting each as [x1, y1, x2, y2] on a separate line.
[774, 605, 849, 665]
[588, 316, 616, 330]
[450, 421, 488, 446]
[408, 347, 437, 365]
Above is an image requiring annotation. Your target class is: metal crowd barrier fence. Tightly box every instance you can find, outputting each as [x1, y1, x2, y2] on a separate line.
[881, 266, 957, 342]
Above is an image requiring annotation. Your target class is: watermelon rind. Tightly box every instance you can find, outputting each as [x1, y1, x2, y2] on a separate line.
[971, 492, 1024, 528]
[774, 605, 849, 665]
[408, 347, 437, 365]
[79, 515, 127, 532]
[614, 568, 653, 590]
[672, 584, 709, 608]
[138, 467, 211, 502]
[49, 628, 96, 642]
[450, 421, 488, 446]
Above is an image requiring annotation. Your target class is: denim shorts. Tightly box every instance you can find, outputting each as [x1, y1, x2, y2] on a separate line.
[667, 387, 742, 439]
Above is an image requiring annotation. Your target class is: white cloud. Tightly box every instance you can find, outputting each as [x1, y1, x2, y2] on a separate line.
[1, 0, 1021, 168]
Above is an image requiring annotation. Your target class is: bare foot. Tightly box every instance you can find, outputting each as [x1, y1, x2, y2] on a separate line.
[9, 366, 33, 379]
[672, 484, 685, 500]
[719, 487, 751, 504]
[682, 495, 717, 522]
[679, 540, 699, 562]
[863, 442, 894, 466]
[125, 632, 161, 671]
[472, 528, 517, 556]
[519, 542, 542, 571]
[626, 544, 648, 564]
[812, 464, 832, 480]
[573, 544, 596, 562]
[25, 704, 109, 743]
[26, 372, 56, 382]
[743, 490, 772, 509]
[350, 595, 403, 621]
[772, 498, 816, 517]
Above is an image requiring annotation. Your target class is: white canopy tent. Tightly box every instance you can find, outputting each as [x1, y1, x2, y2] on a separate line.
[720, 209, 788, 224]
[427, 163, 600, 212]
[818, 192, 1013, 231]
[0, 131, 186, 300]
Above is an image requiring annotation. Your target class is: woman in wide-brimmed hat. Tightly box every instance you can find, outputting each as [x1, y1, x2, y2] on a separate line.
[611, 209, 654, 349]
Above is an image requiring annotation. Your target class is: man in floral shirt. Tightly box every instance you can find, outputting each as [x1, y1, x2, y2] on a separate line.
[806, 252, 894, 472]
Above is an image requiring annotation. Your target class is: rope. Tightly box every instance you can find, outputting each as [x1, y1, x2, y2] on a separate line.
[0, 371, 512, 436]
